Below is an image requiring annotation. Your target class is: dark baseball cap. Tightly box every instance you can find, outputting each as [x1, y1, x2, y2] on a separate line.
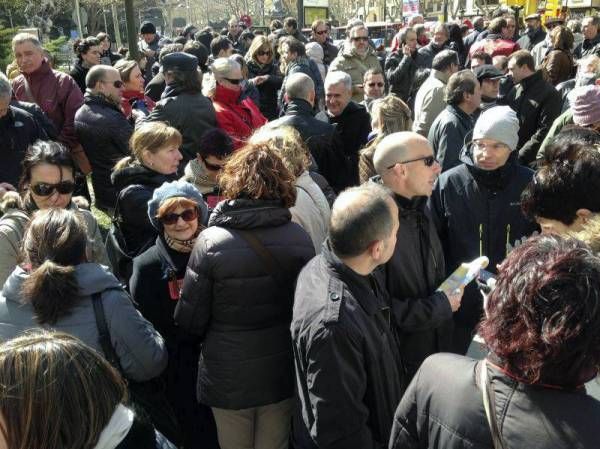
[473, 64, 504, 82]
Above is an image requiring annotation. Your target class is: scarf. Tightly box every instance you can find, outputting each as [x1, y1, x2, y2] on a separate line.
[164, 229, 200, 253]
[93, 404, 134, 449]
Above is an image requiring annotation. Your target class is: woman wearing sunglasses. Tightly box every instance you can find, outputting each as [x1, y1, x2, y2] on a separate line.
[0, 140, 109, 287]
[130, 180, 218, 448]
[208, 57, 267, 149]
[246, 35, 283, 120]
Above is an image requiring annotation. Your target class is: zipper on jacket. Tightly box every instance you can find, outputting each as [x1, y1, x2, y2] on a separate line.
[505, 224, 511, 257]
[479, 223, 483, 258]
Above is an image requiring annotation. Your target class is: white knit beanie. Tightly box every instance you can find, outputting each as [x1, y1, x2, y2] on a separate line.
[473, 106, 520, 151]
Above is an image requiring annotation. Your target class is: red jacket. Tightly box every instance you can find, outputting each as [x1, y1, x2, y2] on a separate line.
[120, 90, 156, 121]
[11, 61, 84, 150]
[212, 84, 267, 149]
[469, 35, 520, 58]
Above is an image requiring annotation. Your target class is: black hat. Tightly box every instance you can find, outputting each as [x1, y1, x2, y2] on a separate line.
[140, 21, 156, 34]
[162, 52, 198, 72]
[525, 13, 541, 21]
[545, 17, 565, 26]
[473, 64, 505, 82]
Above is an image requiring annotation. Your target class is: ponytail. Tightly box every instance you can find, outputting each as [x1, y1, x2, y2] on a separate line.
[20, 260, 80, 325]
[113, 156, 135, 171]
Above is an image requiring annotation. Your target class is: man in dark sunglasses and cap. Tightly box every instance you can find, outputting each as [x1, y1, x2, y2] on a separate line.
[74, 65, 133, 212]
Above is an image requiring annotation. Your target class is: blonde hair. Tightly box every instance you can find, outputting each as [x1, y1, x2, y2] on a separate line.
[249, 126, 310, 178]
[114, 122, 182, 170]
[245, 35, 273, 65]
[113, 58, 139, 82]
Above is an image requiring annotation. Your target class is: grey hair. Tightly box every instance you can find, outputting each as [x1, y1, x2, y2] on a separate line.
[210, 57, 240, 80]
[0, 72, 12, 99]
[325, 71, 352, 91]
[349, 25, 368, 38]
[285, 72, 314, 101]
[12, 33, 42, 51]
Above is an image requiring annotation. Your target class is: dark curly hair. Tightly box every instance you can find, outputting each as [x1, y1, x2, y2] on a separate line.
[479, 234, 600, 387]
[72, 37, 100, 60]
[521, 144, 600, 224]
[218, 143, 297, 208]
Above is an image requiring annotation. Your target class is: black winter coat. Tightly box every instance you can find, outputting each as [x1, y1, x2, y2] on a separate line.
[378, 193, 453, 380]
[144, 84, 217, 170]
[502, 70, 561, 166]
[247, 60, 283, 120]
[428, 105, 475, 172]
[417, 42, 447, 69]
[111, 164, 178, 256]
[316, 101, 371, 189]
[69, 61, 89, 94]
[145, 72, 166, 103]
[0, 105, 45, 187]
[75, 93, 133, 209]
[517, 27, 547, 51]
[10, 100, 57, 140]
[279, 57, 324, 114]
[389, 353, 600, 449]
[174, 199, 315, 409]
[270, 99, 346, 192]
[385, 50, 428, 101]
[291, 243, 405, 449]
[428, 151, 538, 337]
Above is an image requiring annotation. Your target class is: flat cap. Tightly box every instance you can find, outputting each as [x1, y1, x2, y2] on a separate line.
[161, 52, 198, 72]
[525, 13, 541, 21]
[473, 64, 504, 81]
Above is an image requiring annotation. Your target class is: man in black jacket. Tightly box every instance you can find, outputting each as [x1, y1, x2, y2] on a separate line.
[373, 132, 462, 380]
[429, 106, 538, 353]
[517, 13, 546, 51]
[310, 19, 339, 66]
[417, 23, 449, 68]
[74, 65, 133, 212]
[503, 50, 561, 166]
[385, 27, 428, 102]
[268, 73, 345, 192]
[574, 16, 600, 58]
[317, 71, 371, 189]
[292, 183, 404, 449]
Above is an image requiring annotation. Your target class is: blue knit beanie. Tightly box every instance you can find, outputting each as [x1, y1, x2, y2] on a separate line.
[147, 180, 208, 230]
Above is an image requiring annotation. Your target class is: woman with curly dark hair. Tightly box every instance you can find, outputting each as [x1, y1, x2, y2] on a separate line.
[175, 144, 315, 449]
[70, 37, 102, 93]
[389, 234, 600, 449]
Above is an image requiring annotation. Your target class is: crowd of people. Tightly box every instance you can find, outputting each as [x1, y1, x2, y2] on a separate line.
[1, 8, 600, 449]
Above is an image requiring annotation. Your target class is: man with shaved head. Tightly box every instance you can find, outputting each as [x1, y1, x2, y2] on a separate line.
[373, 131, 461, 380]
[292, 183, 404, 448]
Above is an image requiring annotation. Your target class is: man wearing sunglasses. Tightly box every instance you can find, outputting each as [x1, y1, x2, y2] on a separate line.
[329, 24, 381, 102]
[74, 65, 133, 213]
[373, 131, 460, 381]
[310, 19, 338, 66]
[361, 67, 386, 113]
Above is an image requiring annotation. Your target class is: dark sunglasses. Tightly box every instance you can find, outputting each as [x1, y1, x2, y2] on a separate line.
[367, 82, 384, 87]
[351, 36, 369, 42]
[257, 50, 272, 56]
[102, 79, 124, 88]
[224, 77, 243, 85]
[387, 155, 438, 169]
[159, 208, 198, 225]
[315, 30, 328, 35]
[201, 156, 225, 171]
[30, 181, 76, 196]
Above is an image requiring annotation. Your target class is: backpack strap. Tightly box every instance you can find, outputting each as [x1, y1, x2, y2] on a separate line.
[91, 290, 124, 373]
[235, 229, 289, 290]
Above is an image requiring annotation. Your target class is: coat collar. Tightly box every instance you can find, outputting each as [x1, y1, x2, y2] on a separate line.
[214, 83, 242, 105]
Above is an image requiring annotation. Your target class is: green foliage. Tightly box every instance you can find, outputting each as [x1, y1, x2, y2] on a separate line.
[45, 35, 69, 56]
[0, 27, 17, 72]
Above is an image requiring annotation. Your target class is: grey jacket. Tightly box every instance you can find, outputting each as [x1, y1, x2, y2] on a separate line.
[428, 104, 475, 172]
[0, 263, 167, 381]
[413, 70, 449, 137]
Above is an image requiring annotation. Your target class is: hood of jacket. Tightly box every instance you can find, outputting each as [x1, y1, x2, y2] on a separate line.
[83, 91, 123, 112]
[111, 163, 176, 191]
[341, 44, 376, 59]
[2, 263, 121, 303]
[208, 198, 291, 229]
[572, 215, 600, 253]
[183, 159, 217, 194]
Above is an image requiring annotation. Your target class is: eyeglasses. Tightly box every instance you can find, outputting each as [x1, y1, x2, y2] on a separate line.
[367, 82, 384, 87]
[101, 79, 124, 88]
[159, 208, 198, 225]
[257, 50, 272, 56]
[387, 155, 438, 169]
[351, 36, 369, 42]
[30, 181, 76, 196]
[315, 29, 328, 35]
[201, 156, 225, 171]
[224, 78, 243, 85]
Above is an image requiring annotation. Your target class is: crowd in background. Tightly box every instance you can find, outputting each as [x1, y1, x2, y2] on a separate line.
[1, 8, 600, 449]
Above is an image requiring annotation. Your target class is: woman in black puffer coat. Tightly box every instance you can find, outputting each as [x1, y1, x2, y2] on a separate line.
[246, 35, 283, 120]
[175, 143, 315, 449]
[111, 122, 181, 271]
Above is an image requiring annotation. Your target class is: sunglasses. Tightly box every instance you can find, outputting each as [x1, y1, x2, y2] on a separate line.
[257, 50, 272, 56]
[102, 79, 124, 88]
[30, 181, 76, 196]
[224, 78, 243, 85]
[159, 208, 198, 225]
[315, 30, 328, 35]
[367, 82, 384, 87]
[201, 156, 225, 171]
[351, 36, 369, 42]
[387, 155, 438, 169]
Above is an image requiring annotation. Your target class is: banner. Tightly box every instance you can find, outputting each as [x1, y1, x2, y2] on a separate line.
[403, 0, 420, 15]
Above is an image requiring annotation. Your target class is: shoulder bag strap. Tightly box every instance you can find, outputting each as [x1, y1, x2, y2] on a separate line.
[91, 291, 123, 373]
[236, 229, 288, 290]
[480, 359, 508, 449]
